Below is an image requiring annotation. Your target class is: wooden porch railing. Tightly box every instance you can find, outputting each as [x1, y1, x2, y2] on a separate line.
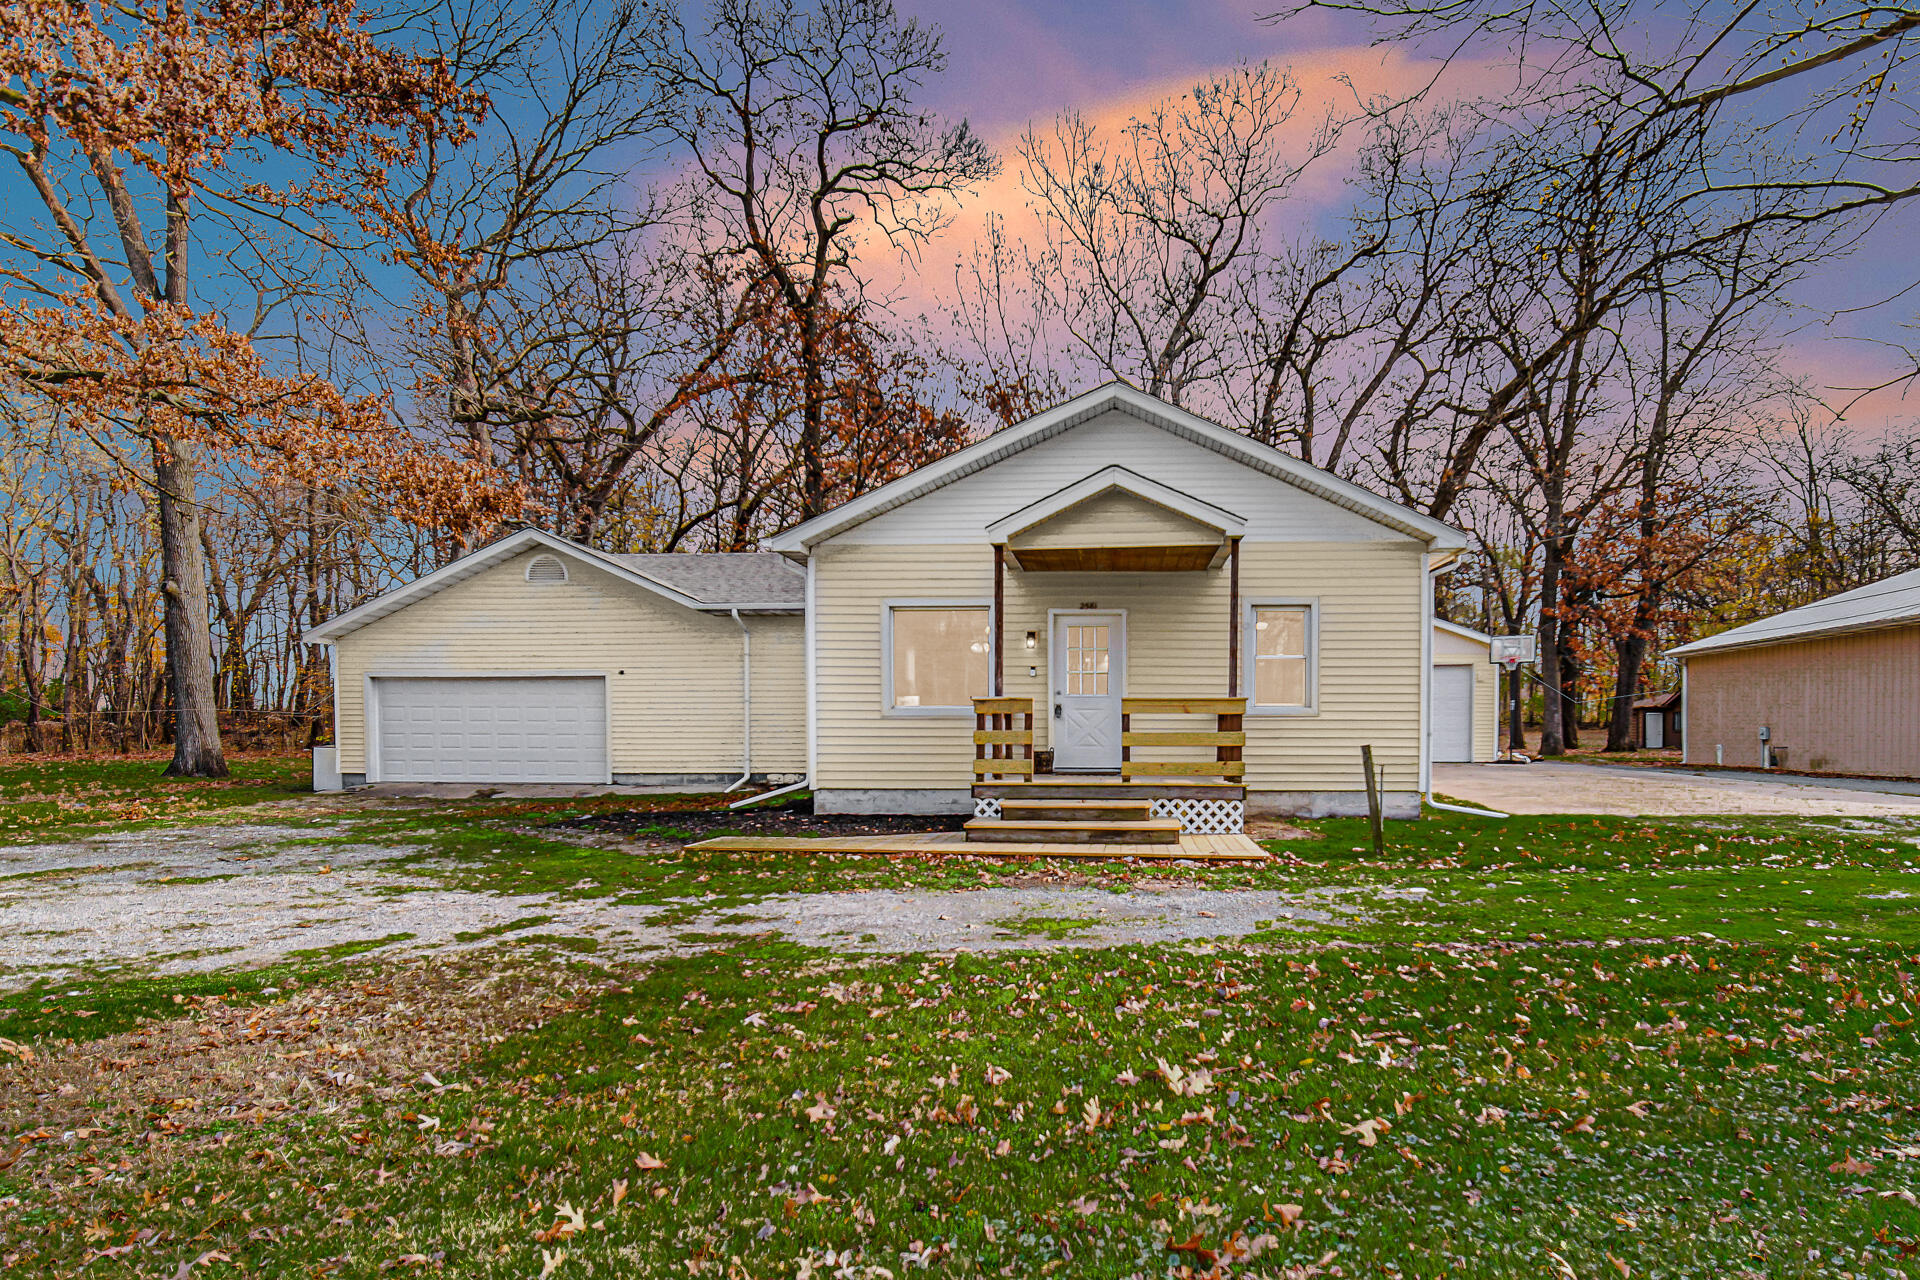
[972, 696, 1034, 779]
[1120, 696, 1246, 782]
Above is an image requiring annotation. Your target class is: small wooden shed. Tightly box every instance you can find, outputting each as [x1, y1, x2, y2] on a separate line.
[1630, 689, 1681, 750]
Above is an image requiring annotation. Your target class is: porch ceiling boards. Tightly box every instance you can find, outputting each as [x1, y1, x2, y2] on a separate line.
[1005, 544, 1223, 572]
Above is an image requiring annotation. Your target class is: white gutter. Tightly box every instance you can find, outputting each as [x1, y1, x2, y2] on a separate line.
[1423, 554, 1506, 818]
[1419, 554, 1444, 798]
[730, 555, 817, 811]
[724, 609, 753, 793]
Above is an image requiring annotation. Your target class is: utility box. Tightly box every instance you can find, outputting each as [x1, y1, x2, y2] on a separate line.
[312, 746, 342, 793]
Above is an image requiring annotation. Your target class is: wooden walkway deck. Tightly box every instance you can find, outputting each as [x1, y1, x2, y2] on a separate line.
[684, 830, 1269, 862]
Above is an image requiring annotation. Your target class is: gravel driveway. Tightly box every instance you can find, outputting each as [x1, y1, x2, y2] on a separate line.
[0, 821, 1331, 990]
[1436, 760, 1920, 817]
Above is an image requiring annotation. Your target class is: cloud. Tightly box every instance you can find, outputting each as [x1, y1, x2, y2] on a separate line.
[868, 36, 1487, 318]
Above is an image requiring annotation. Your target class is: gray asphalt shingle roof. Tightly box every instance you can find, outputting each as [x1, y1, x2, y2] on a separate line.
[604, 551, 805, 606]
[1668, 566, 1920, 657]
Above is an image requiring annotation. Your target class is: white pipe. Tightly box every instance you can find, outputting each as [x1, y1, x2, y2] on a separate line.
[731, 776, 807, 809]
[723, 609, 753, 793]
[1426, 792, 1508, 819]
[1420, 554, 1461, 797]
[731, 558, 817, 811]
[1421, 555, 1504, 817]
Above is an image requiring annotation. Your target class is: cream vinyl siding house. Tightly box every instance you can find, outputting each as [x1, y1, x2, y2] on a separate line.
[308, 531, 805, 786]
[310, 385, 1465, 812]
[774, 384, 1467, 818]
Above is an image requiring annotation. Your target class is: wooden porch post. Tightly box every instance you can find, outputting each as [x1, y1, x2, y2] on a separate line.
[992, 543, 1005, 697]
[1227, 536, 1242, 696]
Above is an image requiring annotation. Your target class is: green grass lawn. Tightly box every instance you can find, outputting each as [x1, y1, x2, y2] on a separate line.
[0, 754, 309, 844]
[4, 764, 1920, 1277]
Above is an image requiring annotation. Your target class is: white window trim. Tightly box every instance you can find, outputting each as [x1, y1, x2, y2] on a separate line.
[880, 598, 994, 718]
[1243, 599, 1320, 716]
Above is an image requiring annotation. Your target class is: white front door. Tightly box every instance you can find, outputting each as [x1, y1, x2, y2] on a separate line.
[1050, 612, 1125, 772]
[1643, 712, 1664, 749]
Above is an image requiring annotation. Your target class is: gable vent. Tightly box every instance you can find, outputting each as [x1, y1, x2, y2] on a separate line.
[525, 554, 569, 585]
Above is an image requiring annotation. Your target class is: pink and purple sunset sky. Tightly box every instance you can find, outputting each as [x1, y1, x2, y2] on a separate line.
[887, 0, 1920, 440]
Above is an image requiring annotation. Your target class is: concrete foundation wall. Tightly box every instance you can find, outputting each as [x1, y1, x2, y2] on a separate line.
[813, 789, 975, 816]
[1248, 790, 1421, 820]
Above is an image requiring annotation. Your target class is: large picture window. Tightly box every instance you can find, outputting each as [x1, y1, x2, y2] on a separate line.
[1249, 603, 1314, 711]
[887, 604, 991, 712]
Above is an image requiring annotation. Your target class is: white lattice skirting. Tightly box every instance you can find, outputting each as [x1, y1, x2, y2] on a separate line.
[1152, 797, 1245, 834]
[971, 796, 1244, 835]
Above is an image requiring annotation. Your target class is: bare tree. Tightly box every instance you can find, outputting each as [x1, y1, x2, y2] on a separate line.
[643, 0, 996, 518]
[1017, 61, 1340, 407]
[1220, 104, 1472, 472]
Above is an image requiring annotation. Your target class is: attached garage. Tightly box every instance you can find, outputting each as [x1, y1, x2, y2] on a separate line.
[370, 676, 608, 783]
[306, 529, 808, 789]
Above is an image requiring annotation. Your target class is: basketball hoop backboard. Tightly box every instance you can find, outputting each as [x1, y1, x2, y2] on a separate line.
[1490, 634, 1536, 667]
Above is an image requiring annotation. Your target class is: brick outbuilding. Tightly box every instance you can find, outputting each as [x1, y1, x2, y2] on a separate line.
[1669, 568, 1920, 777]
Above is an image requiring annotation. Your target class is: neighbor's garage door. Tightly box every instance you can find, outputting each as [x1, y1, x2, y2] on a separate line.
[1430, 664, 1476, 763]
[372, 676, 607, 783]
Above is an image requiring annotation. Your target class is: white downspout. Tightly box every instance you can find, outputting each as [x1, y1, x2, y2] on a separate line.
[1425, 554, 1506, 819]
[730, 553, 815, 810]
[723, 609, 753, 793]
[1678, 656, 1689, 764]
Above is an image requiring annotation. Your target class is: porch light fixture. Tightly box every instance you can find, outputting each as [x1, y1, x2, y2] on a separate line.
[1024, 630, 1037, 650]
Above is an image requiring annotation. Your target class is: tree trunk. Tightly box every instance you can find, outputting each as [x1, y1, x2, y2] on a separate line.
[1507, 667, 1525, 751]
[1537, 534, 1568, 757]
[799, 308, 827, 519]
[17, 585, 42, 753]
[1560, 644, 1582, 749]
[1606, 629, 1649, 751]
[153, 436, 228, 777]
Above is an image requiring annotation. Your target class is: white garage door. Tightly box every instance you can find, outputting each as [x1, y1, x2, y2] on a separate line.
[1430, 664, 1476, 763]
[372, 676, 608, 783]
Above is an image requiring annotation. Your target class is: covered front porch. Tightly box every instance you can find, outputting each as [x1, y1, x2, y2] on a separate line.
[970, 465, 1255, 838]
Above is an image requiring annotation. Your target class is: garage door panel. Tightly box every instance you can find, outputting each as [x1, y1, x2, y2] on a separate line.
[374, 677, 607, 783]
[1430, 665, 1475, 763]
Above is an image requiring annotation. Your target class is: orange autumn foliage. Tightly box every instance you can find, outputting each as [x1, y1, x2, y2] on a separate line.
[0, 0, 516, 531]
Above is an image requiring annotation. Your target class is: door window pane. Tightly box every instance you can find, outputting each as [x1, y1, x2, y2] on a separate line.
[1252, 606, 1311, 708]
[1066, 624, 1109, 696]
[891, 607, 991, 708]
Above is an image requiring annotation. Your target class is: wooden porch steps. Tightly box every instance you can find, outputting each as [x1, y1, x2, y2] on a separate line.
[964, 816, 1183, 845]
[966, 796, 1182, 845]
[999, 798, 1152, 823]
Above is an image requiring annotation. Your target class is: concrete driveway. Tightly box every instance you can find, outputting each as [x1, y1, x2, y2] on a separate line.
[1434, 760, 1920, 817]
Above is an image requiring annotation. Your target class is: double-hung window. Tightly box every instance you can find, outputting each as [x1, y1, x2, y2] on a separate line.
[1248, 603, 1315, 712]
[886, 603, 991, 713]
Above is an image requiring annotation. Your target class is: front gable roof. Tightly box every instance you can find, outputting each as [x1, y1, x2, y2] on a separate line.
[985, 465, 1246, 544]
[768, 382, 1466, 553]
[303, 529, 803, 645]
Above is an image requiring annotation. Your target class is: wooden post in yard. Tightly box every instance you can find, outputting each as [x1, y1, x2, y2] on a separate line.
[1361, 744, 1385, 857]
